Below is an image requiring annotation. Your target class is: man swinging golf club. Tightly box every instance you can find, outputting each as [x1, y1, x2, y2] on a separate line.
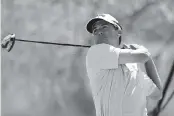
[1, 13, 163, 116]
[86, 14, 163, 116]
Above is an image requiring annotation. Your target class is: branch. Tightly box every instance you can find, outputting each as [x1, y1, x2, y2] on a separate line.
[153, 31, 174, 59]
[160, 90, 174, 112]
[150, 60, 174, 116]
[123, 0, 158, 30]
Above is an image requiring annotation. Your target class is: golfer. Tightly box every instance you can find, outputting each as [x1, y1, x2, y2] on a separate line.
[86, 14, 163, 116]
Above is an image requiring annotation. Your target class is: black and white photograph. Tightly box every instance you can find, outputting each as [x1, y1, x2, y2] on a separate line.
[1, 0, 174, 116]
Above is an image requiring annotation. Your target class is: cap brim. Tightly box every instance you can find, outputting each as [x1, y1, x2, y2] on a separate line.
[86, 18, 102, 33]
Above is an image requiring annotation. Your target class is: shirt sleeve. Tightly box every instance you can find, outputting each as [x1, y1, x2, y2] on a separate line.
[86, 44, 121, 70]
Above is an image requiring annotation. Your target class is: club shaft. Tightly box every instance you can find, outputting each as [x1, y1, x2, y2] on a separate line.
[15, 39, 91, 48]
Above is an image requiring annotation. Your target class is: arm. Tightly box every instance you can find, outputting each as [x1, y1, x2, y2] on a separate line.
[86, 43, 150, 70]
[145, 57, 163, 100]
[119, 47, 150, 64]
[145, 57, 163, 90]
[129, 44, 163, 100]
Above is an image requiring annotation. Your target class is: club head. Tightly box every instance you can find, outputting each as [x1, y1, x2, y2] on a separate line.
[1, 34, 16, 52]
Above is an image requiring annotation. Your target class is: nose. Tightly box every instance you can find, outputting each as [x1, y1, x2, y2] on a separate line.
[98, 32, 103, 35]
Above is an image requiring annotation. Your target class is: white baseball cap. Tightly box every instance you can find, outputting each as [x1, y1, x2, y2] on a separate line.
[86, 14, 122, 33]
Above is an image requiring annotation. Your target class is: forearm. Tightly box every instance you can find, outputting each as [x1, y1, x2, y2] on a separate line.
[145, 57, 163, 90]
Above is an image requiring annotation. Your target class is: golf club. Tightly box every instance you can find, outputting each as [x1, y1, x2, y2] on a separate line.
[1, 34, 91, 52]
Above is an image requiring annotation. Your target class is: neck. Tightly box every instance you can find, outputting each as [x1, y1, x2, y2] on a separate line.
[93, 37, 121, 48]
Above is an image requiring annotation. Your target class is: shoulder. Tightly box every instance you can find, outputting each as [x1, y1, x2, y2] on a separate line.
[86, 44, 120, 64]
[88, 43, 113, 51]
[86, 44, 122, 70]
[87, 44, 120, 56]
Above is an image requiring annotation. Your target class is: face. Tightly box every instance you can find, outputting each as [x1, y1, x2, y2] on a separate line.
[92, 20, 121, 47]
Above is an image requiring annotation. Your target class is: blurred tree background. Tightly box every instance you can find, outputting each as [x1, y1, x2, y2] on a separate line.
[1, 0, 174, 116]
